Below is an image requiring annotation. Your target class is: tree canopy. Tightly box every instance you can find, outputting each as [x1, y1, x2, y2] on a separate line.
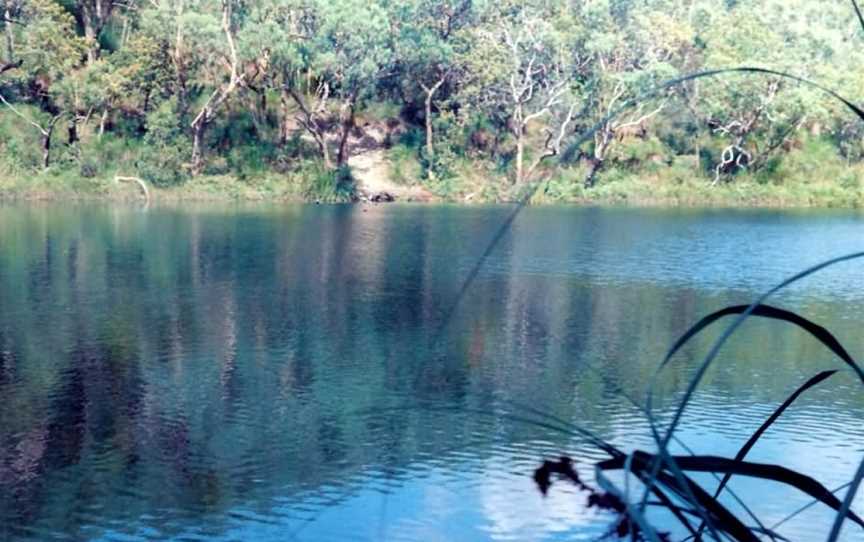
[0, 0, 863, 201]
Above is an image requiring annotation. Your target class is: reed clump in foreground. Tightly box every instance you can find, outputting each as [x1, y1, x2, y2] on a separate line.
[533, 254, 864, 542]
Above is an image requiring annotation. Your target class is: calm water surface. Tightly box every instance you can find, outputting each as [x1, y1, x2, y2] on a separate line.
[0, 204, 863, 541]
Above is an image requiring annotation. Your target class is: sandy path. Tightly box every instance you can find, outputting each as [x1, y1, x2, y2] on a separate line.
[348, 149, 434, 202]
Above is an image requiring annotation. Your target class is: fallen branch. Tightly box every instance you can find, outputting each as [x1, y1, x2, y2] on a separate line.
[0, 59, 22, 75]
[114, 175, 150, 203]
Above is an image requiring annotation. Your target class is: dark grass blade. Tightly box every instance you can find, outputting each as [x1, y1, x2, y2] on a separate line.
[641, 252, 864, 518]
[654, 472, 757, 542]
[713, 370, 837, 499]
[575, 358, 777, 539]
[646, 482, 700, 539]
[689, 371, 838, 539]
[851, 0, 864, 34]
[677, 456, 864, 530]
[828, 458, 864, 541]
[772, 482, 850, 531]
[594, 465, 667, 542]
[602, 452, 864, 530]
[598, 453, 757, 542]
[749, 527, 791, 542]
[664, 305, 863, 383]
[633, 462, 761, 542]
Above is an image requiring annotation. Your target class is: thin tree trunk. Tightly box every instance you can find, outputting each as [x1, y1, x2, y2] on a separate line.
[424, 91, 434, 157]
[120, 13, 130, 47]
[511, 101, 526, 184]
[258, 92, 267, 132]
[584, 129, 611, 188]
[191, 121, 206, 175]
[173, 0, 188, 118]
[67, 117, 78, 145]
[40, 115, 60, 170]
[98, 109, 108, 139]
[188, 0, 243, 176]
[421, 77, 445, 159]
[4, 6, 13, 63]
[515, 131, 524, 184]
[286, 87, 333, 169]
[42, 134, 51, 169]
[336, 98, 356, 167]
[280, 92, 291, 144]
[584, 158, 603, 188]
[82, 5, 98, 66]
[143, 88, 152, 113]
[320, 134, 332, 170]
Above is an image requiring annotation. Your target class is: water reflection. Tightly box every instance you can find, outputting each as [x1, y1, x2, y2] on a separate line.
[0, 204, 862, 541]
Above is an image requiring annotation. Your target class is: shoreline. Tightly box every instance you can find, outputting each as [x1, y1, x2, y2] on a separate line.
[2, 177, 863, 210]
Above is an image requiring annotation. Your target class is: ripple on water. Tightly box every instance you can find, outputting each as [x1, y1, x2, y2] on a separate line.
[2, 205, 864, 541]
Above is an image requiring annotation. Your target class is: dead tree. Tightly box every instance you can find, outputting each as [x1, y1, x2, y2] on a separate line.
[709, 80, 782, 184]
[522, 103, 578, 183]
[189, 0, 244, 175]
[499, 20, 582, 185]
[584, 81, 665, 188]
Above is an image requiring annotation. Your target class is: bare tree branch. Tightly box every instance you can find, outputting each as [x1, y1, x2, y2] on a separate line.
[0, 91, 52, 135]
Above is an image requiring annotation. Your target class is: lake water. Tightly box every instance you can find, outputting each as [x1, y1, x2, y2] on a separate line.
[0, 203, 862, 541]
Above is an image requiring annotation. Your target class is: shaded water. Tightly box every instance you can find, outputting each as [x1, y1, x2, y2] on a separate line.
[0, 204, 862, 541]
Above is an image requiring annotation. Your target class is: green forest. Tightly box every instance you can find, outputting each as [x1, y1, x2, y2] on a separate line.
[1, 0, 864, 204]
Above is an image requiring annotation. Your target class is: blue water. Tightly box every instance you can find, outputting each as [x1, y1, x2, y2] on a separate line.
[0, 204, 862, 541]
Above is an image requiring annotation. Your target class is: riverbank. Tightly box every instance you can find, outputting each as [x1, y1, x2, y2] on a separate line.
[3, 162, 863, 208]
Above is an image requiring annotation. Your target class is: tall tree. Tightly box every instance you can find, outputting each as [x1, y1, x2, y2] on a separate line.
[574, 3, 686, 187]
[461, 2, 581, 184]
[75, 0, 119, 65]
[311, 0, 394, 167]
[188, 0, 244, 174]
[392, 0, 473, 160]
[0, 0, 85, 168]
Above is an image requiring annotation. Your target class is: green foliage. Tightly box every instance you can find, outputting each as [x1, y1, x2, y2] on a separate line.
[0, 0, 862, 204]
[0, 106, 45, 172]
[137, 142, 190, 188]
[300, 163, 356, 202]
[135, 99, 190, 187]
[388, 143, 423, 185]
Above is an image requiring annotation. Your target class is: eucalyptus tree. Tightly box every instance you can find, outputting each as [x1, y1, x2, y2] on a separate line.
[459, 1, 583, 185]
[186, 0, 246, 174]
[391, 0, 474, 160]
[80, 30, 170, 139]
[1, 0, 21, 64]
[694, 2, 799, 180]
[574, 2, 688, 187]
[73, 0, 121, 65]
[238, 0, 394, 170]
[690, 0, 864, 180]
[237, 0, 322, 159]
[0, 0, 85, 168]
[311, 0, 394, 167]
[134, 0, 215, 130]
